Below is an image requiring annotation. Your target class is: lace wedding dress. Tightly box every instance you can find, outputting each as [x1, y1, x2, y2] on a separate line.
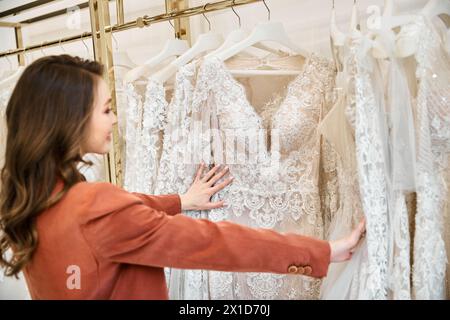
[397, 14, 450, 300]
[318, 32, 365, 299]
[122, 66, 173, 193]
[152, 61, 211, 299]
[183, 53, 336, 299]
[123, 80, 147, 192]
[333, 28, 417, 300]
[335, 14, 449, 299]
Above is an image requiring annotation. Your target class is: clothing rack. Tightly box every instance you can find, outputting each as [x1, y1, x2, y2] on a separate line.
[0, 0, 264, 187]
[0, 0, 263, 58]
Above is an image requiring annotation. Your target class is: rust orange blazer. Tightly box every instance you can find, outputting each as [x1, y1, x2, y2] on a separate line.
[23, 181, 331, 299]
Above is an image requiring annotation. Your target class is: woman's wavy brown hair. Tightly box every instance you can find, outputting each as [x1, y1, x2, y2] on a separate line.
[0, 55, 103, 277]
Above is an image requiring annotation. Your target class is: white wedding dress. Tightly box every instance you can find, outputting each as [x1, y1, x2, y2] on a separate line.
[329, 29, 416, 300]
[183, 53, 336, 299]
[320, 13, 449, 299]
[397, 14, 450, 300]
[122, 64, 173, 193]
[318, 31, 366, 299]
[152, 60, 210, 299]
[346, 32, 394, 300]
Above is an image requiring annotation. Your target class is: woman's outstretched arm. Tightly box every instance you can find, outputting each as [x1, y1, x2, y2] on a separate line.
[77, 181, 365, 278]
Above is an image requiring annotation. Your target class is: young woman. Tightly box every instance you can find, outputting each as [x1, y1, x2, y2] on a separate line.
[0, 55, 365, 299]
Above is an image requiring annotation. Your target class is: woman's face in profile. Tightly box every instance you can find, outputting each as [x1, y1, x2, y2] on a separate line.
[81, 78, 117, 155]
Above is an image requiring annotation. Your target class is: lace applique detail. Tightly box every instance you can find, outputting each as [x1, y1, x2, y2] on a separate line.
[319, 138, 340, 239]
[209, 272, 233, 299]
[139, 80, 168, 193]
[246, 273, 285, 300]
[354, 48, 390, 299]
[123, 82, 144, 192]
[404, 15, 449, 300]
[344, 39, 359, 132]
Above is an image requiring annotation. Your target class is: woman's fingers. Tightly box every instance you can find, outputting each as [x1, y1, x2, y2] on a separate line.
[349, 219, 366, 249]
[357, 218, 366, 237]
[206, 166, 229, 187]
[203, 200, 226, 210]
[201, 165, 220, 183]
[194, 162, 205, 182]
[210, 177, 234, 194]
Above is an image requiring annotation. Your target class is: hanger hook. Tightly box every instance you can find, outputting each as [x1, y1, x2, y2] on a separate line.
[168, 20, 179, 39]
[168, 19, 175, 30]
[81, 33, 90, 57]
[231, 0, 241, 28]
[202, 3, 211, 31]
[262, 0, 270, 21]
[332, 0, 335, 9]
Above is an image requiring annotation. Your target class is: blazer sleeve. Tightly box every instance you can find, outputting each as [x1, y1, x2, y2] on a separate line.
[131, 193, 181, 216]
[79, 183, 331, 278]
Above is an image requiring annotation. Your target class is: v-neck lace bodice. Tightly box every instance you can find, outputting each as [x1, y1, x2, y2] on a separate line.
[190, 54, 335, 192]
[192, 54, 334, 159]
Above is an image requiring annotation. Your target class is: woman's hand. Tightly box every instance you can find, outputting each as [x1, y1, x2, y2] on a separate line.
[329, 218, 366, 263]
[180, 163, 233, 211]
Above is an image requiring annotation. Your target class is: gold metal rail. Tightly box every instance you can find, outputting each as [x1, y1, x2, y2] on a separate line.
[0, 0, 263, 58]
